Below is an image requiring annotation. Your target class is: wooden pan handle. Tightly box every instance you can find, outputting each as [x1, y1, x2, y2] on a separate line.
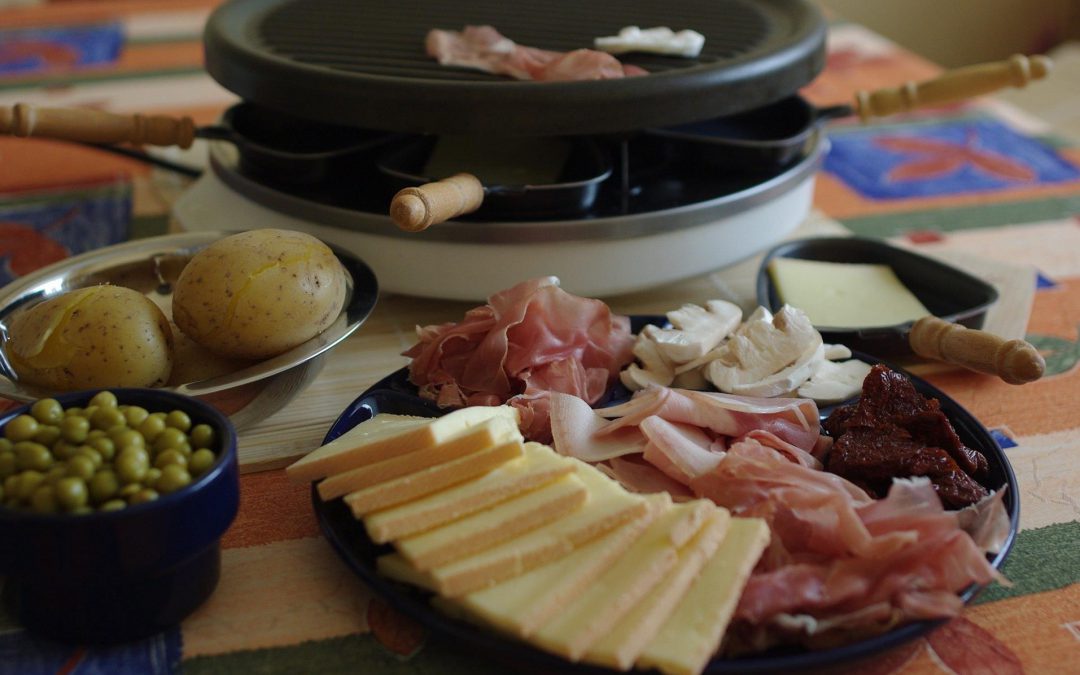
[854, 54, 1052, 121]
[909, 316, 1045, 384]
[390, 173, 485, 232]
[0, 103, 196, 148]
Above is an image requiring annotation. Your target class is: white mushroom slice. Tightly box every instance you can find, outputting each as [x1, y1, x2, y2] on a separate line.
[824, 343, 852, 361]
[646, 301, 741, 363]
[724, 342, 825, 398]
[797, 359, 873, 404]
[619, 333, 675, 391]
[705, 305, 821, 393]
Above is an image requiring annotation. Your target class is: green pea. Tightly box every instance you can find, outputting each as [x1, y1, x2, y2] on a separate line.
[190, 424, 215, 450]
[31, 399, 64, 425]
[165, 410, 191, 433]
[128, 488, 159, 505]
[100, 499, 127, 512]
[123, 406, 149, 427]
[189, 449, 216, 476]
[54, 477, 88, 511]
[118, 483, 142, 499]
[110, 428, 145, 452]
[138, 416, 166, 442]
[33, 425, 61, 447]
[0, 451, 16, 479]
[89, 470, 120, 504]
[3, 474, 19, 499]
[64, 406, 84, 417]
[153, 428, 187, 454]
[66, 454, 97, 481]
[60, 416, 90, 444]
[14, 442, 53, 472]
[154, 449, 187, 469]
[89, 437, 116, 461]
[155, 465, 192, 494]
[30, 485, 59, 513]
[91, 407, 126, 432]
[89, 391, 118, 409]
[115, 447, 149, 484]
[5, 415, 39, 442]
[87, 429, 107, 441]
[145, 467, 162, 486]
[0, 438, 12, 453]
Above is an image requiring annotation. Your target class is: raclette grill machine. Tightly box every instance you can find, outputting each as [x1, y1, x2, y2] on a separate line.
[174, 0, 830, 299]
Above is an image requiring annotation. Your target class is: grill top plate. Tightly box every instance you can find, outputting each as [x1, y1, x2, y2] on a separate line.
[204, 0, 826, 136]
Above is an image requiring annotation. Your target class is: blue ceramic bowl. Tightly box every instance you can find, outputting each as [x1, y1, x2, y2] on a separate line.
[0, 388, 239, 643]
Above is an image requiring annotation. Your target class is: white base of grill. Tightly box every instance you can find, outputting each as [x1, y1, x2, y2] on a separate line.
[172, 169, 816, 301]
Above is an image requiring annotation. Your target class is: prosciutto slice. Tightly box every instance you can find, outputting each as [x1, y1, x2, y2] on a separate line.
[404, 277, 634, 441]
[426, 25, 647, 81]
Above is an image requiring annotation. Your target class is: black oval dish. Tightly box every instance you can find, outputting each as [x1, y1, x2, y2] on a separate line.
[311, 328, 1018, 674]
[756, 237, 999, 358]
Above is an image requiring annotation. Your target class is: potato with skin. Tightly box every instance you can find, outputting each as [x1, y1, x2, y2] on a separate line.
[6, 285, 174, 390]
[172, 229, 347, 360]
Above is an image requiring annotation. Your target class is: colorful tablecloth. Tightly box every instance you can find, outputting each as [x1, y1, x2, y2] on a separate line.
[0, 4, 1078, 674]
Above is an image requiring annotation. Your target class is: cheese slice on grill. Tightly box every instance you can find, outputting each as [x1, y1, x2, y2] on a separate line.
[395, 473, 588, 570]
[363, 442, 575, 544]
[287, 406, 518, 483]
[530, 496, 714, 661]
[454, 494, 661, 638]
[637, 517, 770, 675]
[318, 415, 521, 500]
[584, 508, 731, 670]
[344, 439, 525, 515]
[426, 462, 649, 597]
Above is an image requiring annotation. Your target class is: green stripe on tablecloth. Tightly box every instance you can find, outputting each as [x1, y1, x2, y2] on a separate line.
[0, 67, 206, 93]
[839, 194, 1080, 238]
[183, 632, 498, 675]
[973, 520, 1080, 605]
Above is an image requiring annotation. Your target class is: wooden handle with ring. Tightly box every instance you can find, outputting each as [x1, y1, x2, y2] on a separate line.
[908, 316, 1045, 384]
[390, 173, 485, 231]
[854, 54, 1052, 121]
[0, 103, 197, 148]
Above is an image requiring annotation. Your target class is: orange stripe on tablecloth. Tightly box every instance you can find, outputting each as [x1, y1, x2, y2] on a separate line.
[0, 136, 150, 192]
[0, 0, 220, 30]
[0, 42, 204, 88]
[925, 276, 1080, 436]
[221, 469, 321, 549]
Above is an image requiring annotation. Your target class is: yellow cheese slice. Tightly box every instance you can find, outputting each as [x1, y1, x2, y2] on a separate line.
[584, 508, 731, 670]
[363, 442, 576, 544]
[318, 416, 521, 500]
[344, 439, 525, 516]
[377, 552, 437, 592]
[395, 473, 588, 571]
[767, 257, 930, 328]
[530, 497, 714, 661]
[427, 462, 649, 597]
[637, 517, 770, 675]
[287, 405, 518, 483]
[454, 495, 661, 638]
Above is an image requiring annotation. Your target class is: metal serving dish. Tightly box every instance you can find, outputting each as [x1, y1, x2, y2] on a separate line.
[0, 231, 378, 429]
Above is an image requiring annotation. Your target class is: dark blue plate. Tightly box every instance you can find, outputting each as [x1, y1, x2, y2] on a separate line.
[312, 317, 1018, 673]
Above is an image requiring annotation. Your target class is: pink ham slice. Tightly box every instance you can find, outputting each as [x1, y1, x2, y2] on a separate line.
[404, 277, 634, 441]
[426, 25, 647, 82]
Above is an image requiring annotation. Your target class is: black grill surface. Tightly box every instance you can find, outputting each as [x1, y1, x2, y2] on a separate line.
[205, 0, 826, 135]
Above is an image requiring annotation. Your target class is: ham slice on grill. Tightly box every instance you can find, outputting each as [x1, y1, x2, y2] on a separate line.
[426, 25, 648, 82]
[404, 277, 634, 441]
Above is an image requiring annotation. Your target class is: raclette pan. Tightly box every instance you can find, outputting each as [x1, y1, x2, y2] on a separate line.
[756, 237, 1045, 384]
[0, 102, 402, 185]
[384, 135, 612, 231]
[648, 54, 1052, 171]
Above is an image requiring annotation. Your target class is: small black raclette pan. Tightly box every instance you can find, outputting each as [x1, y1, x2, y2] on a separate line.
[756, 236, 1000, 358]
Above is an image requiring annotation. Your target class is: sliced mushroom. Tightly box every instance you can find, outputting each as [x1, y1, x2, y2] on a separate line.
[648, 300, 742, 363]
[620, 333, 676, 391]
[705, 305, 821, 394]
[797, 358, 873, 404]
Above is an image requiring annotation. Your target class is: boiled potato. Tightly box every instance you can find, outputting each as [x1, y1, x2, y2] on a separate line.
[6, 285, 174, 390]
[172, 229, 347, 360]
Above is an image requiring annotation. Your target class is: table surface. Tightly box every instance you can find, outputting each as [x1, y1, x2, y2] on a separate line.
[1, 2, 1078, 674]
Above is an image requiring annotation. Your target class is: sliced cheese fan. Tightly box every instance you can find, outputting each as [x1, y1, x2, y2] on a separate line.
[288, 405, 770, 675]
